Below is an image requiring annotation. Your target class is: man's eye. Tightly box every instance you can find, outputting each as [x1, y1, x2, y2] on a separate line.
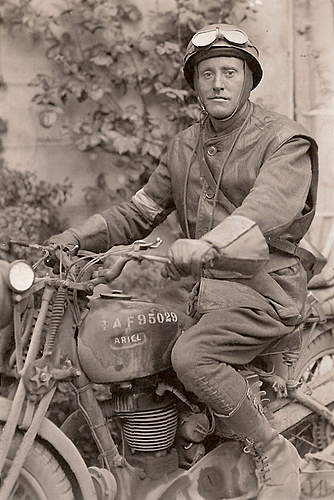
[225, 70, 235, 78]
[202, 72, 213, 79]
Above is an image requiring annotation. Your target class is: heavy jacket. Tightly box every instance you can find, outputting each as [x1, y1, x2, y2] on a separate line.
[95, 101, 318, 324]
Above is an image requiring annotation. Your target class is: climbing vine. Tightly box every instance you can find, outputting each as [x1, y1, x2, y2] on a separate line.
[0, 0, 257, 206]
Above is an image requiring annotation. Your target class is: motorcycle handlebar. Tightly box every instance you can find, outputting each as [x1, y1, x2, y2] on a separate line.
[86, 254, 170, 287]
[2, 238, 170, 291]
[43, 245, 170, 290]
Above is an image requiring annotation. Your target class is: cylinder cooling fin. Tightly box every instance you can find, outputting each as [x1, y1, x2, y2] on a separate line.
[116, 404, 178, 453]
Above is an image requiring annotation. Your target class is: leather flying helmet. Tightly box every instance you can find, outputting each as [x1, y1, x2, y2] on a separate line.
[183, 23, 263, 90]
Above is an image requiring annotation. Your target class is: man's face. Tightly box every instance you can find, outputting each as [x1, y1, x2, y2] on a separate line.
[197, 56, 244, 119]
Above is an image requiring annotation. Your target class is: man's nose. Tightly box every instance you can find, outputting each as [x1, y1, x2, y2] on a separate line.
[213, 73, 224, 90]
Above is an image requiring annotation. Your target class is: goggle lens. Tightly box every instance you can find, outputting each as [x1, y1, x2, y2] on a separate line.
[192, 28, 248, 48]
[191, 29, 218, 47]
[224, 30, 248, 45]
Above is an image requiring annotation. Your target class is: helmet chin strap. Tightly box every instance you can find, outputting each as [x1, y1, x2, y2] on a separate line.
[195, 60, 251, 123]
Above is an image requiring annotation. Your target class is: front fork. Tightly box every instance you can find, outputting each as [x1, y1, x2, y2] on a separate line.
[71, 371, 146, 500]
[0, 286, 56, 500]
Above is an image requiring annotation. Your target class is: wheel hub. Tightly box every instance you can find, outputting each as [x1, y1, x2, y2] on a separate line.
[88, 466, 117, 500]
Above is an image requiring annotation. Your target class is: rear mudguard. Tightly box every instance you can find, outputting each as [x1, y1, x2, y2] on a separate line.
[0, 396, 97, 500]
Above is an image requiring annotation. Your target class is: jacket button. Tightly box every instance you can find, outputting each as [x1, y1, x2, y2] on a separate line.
[207, 146, 217, 156]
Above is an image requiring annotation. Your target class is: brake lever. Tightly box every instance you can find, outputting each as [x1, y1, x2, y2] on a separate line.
[8, 240, 47, 251]
[133, 254, 170, 264]
[132, 238, 163, 251]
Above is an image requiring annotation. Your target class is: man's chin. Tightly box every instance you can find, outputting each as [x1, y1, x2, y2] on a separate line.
[209, 111, 233, 120]
[206, 104, 235, 120]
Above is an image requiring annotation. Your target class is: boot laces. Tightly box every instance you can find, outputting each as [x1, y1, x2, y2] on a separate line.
[244, 438, 271, 484]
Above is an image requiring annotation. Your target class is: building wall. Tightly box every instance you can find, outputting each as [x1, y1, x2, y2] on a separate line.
[1, 0, 334, 255]
[293, 0, 334, 259]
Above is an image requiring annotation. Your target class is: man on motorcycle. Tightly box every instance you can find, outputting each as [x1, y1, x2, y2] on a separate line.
[47, 24, 318, 500]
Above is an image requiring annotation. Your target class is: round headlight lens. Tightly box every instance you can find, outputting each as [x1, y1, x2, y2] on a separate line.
[8, 261, 35, 293]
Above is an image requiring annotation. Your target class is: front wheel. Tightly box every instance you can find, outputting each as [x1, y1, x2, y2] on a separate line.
[1, 425, 74, 500]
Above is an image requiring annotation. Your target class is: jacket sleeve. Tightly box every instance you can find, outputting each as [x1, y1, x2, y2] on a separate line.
[231, 136, 313, 236]
[100, 146, 175, 248]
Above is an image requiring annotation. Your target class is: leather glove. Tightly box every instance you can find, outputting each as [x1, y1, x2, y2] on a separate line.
[45, 229, 80, 251]
[161, 239, 219, 281]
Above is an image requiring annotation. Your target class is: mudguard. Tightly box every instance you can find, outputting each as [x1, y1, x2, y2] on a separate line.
[133, 441, 257, 500]
[0, 396, 97, 500]
[61, 411, 257, 500]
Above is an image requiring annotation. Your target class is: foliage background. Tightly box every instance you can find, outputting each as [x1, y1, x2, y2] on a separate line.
[0, 0, 259, 206]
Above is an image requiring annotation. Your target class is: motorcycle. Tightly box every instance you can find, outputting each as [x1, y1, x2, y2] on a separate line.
[0, 237, 334, 500]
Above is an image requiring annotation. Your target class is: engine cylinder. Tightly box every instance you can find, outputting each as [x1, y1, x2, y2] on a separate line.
[116, 404, 178, 453]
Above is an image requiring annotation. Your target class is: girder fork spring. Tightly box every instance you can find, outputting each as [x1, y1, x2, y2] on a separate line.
[43, 286, 67, 356]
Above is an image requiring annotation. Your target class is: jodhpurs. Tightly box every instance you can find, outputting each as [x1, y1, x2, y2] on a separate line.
[171, 301, 294, 415]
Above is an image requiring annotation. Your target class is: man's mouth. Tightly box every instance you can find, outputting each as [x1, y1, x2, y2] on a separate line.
[208, 96, 229, 101]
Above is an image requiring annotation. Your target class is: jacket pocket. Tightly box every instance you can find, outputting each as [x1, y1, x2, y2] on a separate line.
[268, 260, 308, 325]
[196, 278, 274, 315]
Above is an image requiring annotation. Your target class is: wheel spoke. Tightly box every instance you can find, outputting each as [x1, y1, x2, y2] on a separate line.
[291, 432, 320, 450]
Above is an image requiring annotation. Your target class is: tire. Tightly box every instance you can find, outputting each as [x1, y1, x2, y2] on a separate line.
[283, 328, 334, 500]
[284, 328, 334, 456]
[1, 425, 74, 500]
[294, 327, 334, 382]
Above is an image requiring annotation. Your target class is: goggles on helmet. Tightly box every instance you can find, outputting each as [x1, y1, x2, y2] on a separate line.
[191, 27, 249, 48]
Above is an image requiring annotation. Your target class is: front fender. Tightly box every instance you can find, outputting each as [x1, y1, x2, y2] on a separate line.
[0, 396, 97, 500]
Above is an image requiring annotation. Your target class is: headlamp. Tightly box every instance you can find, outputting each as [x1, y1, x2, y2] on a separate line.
[191, 27, 249, 48]
[7, 260, 35, 293]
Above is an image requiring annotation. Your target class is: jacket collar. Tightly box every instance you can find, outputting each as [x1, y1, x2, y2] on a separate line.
[204, 100, 252, 139]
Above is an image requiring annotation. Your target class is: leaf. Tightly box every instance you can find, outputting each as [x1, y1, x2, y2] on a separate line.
[89, 132, 102, 148]
[88, 86, 104, 101]
[158, 87, 188, 101]
[39, 110, 58, 128]
[67, 78, 85, 99]
[90, 54, 114, 66]
[48, 20, 67, 41]
[31, 93, 46, 104]
[101, 130, 139, 154]
[75, 135, 91, 151]
[142, 140, 163, 159]
[156, 41, 180, 56]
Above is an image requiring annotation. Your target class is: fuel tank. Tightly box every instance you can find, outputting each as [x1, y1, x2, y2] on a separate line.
[77, 292, 193, 383]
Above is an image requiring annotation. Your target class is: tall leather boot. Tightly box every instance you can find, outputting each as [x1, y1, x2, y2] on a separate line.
[214, 385, 301, 500]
